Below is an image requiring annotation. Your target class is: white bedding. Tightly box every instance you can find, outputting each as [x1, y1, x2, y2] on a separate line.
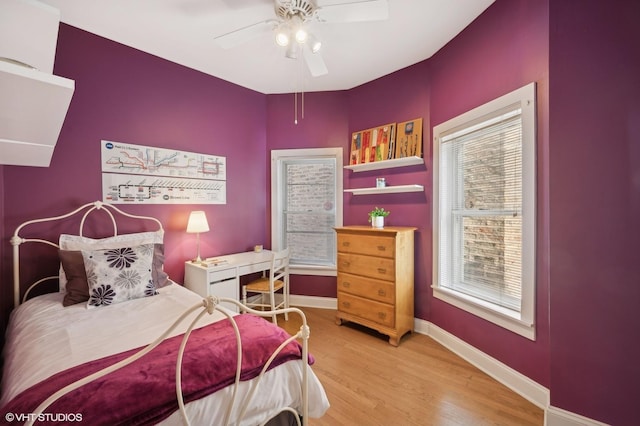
[0, 283, 329, 424]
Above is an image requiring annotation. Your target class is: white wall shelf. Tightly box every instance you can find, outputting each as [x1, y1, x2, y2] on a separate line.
[344, 156, 423, 172]
[344, 184, 424, 196]
[344, 156, 424, 195]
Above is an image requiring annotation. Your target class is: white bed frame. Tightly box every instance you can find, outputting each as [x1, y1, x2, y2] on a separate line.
[9, 201, 312, 426]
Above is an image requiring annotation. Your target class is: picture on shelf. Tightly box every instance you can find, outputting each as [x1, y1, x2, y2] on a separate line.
[350, 132, 361, 165]
[350, 123, 397, 165]
[395, 118, 423, 159]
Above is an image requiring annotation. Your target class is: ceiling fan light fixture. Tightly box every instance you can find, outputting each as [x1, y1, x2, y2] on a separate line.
[294, 26, 308, 44]
[285, 42, 299, 59]
[275, 26, 290, 46]
[307, 33, 322, 53]
[290, 14, 308, 44]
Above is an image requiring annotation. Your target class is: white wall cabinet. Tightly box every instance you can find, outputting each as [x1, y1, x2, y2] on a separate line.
[0, 0, 75, 167]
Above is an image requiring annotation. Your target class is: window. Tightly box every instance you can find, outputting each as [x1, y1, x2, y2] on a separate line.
[271, 148, 343, 276]
[433, 83, 536, 340]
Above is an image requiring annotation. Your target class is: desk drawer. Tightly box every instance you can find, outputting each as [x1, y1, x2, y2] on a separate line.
[207, 266, 236, 282]
[237, 260, 271, 276]
[337, 272, 395, 304]
[338, 292, 395, 328]
[337, 253, 395, 281]
[208, 277, 239, 312]
[209, 277, 238, 298]
[337, 233, 395, 258]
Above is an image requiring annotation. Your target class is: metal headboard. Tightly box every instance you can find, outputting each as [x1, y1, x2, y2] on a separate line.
[10, 201, 163, 308]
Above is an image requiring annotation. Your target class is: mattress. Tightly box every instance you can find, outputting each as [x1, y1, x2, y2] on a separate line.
[0, 283, 329, 424]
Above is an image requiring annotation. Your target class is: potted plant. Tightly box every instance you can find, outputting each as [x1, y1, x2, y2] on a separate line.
[368, 207, 390, 228]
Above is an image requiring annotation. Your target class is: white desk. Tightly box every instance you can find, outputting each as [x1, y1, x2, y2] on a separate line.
[184, 250, 273, 312]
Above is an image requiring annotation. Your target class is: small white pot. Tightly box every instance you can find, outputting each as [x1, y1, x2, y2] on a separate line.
[372, 216, 385, 228]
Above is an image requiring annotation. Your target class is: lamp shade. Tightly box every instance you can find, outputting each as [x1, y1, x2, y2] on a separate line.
[186, 211, 209, 233]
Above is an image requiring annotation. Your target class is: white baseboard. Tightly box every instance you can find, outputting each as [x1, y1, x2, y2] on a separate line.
[546, 406, 609, 426]
[289, 295, 337, 310]
[416, 318, 611, 426]
[416, 318, 549, 409]
[248, 294, 330, 308]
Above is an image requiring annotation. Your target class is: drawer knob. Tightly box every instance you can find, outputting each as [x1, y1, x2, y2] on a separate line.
[342, 301, 351, 308]
[342, 261, 351, 267]
[342, 282, 351, 288]
[378, 312, 386, 320]
[342, 241, 351, 247]
[378, 289, 386, 297]
[377, 245, 386, 251]
[377, 268, 387, 274]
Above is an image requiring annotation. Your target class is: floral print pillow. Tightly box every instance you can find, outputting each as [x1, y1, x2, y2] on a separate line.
[81, 243, 157, 308]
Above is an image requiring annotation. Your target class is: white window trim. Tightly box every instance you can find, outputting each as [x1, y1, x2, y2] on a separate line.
[432, 83, 536, 340]
[271, 147, 343, 276]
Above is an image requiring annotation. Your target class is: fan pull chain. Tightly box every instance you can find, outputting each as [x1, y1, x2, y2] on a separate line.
[300, 49, 305, 121]
[293, 54, 298, 125]
[293, 52, 305, 125]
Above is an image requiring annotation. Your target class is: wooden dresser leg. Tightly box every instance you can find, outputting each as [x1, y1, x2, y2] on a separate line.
[388, 336, 399, 347]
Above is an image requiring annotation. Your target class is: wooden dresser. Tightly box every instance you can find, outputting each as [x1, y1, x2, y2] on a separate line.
[334, 226, 416, 346]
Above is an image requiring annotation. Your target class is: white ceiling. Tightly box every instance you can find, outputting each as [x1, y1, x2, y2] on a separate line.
[40, 0, 495, 94]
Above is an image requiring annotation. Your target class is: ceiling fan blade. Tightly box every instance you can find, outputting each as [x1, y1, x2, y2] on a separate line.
[315, 0, 389, 23]
[303, 45, 328, 77]
[214, 19, 277, 49]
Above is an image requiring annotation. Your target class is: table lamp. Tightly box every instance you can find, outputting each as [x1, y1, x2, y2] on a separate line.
[186, 210, 209, 262]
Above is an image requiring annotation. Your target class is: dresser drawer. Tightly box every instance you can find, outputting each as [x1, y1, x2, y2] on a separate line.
[337, 233, 395, 258]
[337, 272, 395, 305]
[338, 292, 395, 328]
[337, 253, 395, 281]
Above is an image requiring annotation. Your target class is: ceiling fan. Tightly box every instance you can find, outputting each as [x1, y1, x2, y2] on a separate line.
[213, 0, 389, 77]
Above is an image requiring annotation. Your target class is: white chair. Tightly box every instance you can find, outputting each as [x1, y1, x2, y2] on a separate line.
[242, 248, 290, 325]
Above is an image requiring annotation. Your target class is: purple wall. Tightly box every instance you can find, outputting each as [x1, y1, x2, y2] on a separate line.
[265, 0, 553, 392]
[430, 0, 551, 387]
[265, 91, 349, 297]
[0, 25, 268, 323]
[346, 63, 432, 319]
[0, 165, 4, 334]
[549, 1, 640, 423]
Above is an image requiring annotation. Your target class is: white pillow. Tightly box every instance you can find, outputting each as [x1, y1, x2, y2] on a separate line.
[81, 243, 157, 308]
[58, 230, 164, 291]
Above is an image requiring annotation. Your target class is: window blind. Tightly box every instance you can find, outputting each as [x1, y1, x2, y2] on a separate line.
[282, 159, 337, 266]
[439, 108, 523, 312]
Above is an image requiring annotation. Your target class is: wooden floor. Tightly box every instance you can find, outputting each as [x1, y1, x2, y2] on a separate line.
[278, 308, 543, 426]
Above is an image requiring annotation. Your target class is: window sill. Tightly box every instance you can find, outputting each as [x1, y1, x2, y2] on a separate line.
[290, 265, 337, 277]
[432, 286, 535, 340]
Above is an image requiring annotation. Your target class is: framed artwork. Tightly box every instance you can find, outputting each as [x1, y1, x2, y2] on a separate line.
[349, 123, 396, 165]
[395, 118, 423, 159]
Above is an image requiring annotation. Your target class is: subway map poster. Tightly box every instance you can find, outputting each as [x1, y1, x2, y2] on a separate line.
[101, 140, 226, 204]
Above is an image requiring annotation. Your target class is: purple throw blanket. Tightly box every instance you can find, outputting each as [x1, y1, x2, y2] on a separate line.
[1, 314, 312, 425]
